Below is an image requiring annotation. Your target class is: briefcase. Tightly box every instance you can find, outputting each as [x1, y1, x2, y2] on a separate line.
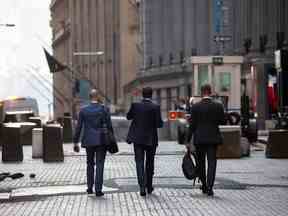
[101, 127, 119, 154]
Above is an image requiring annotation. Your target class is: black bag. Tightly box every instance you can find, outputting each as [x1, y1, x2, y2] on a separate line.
[100, 106, 119, 154]
[182, 151, 198, 181]
[101, 126, 119, 154]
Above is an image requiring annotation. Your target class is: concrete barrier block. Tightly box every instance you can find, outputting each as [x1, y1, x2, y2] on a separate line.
[217, 126, 242, 158]
[266, 130, 288, 158]
[2, 124, 23, 162]
[43, 124, 64, 162]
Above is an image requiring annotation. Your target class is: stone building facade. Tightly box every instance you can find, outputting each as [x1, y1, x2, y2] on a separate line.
[124, 0, 288, 124]
[50, 0, 138, 117]
[50, 0, 288, 123]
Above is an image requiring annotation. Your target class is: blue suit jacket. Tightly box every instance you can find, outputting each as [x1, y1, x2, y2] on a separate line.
[127, 99, 163, 146]
[73, 102, 113, 148]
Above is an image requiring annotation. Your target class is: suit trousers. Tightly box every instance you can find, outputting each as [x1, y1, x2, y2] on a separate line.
[86, 146, 106, 192]
[133, 144, 157, 189]
[195, 145, 218, 189]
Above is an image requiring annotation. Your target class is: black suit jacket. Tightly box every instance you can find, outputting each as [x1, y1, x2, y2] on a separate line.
[188, 98, 225, 146]
[127, 99, 163, 146]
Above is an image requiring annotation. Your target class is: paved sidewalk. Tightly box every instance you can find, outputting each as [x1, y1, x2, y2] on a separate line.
[0, 142, 288, 216]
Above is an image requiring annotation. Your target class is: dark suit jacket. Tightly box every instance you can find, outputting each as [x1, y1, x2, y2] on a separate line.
[188, 97, 225, 146]
[127, 99, 163, 146]
[73, 102, 113, 148]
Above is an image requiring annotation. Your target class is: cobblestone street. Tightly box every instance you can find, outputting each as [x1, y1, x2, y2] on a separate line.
[0, 142, 288, 216]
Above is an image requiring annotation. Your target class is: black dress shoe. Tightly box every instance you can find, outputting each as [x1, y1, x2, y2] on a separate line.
[207, 188, 214, 196]
[9, 173, 24, 180]
[95, 191, 104, 197]
[200, 185, 208, 194]
[140, 187, 146, 196]
[147, 187, 154, 194]
[86, 189, 93, 194]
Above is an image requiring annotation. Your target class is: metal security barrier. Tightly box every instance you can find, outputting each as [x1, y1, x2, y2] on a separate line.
[43, 124, 64, 162]
[2, 123, 23, 162]
[32, 128, 43, 158]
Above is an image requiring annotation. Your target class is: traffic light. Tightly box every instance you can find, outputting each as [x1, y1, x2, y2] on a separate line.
[244, 38, 252, 54]
[259, 35, 268, 53]
[276, 32, 285, 50]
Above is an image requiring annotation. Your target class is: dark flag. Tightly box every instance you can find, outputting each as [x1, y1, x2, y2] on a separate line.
[43, 48, 67, 73]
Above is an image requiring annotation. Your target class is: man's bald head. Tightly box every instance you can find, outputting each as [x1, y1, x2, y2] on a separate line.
[89, 89, 102, 102]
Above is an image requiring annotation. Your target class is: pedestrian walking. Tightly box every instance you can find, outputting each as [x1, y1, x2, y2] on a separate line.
[127, 87, 163, 196]
[187, 84, 225, 196]
[73, 89, 114, 197]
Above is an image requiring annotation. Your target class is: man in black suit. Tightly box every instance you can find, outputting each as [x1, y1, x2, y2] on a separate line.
[188, 84, 225, 196]
[127, 87, 163, 196]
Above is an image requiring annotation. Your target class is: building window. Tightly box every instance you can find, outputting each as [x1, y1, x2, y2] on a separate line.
[219, 72, 231, 92]
[156, 89, 161, 105]
[148, 56, 153, 67]
[198, 65, 209, 94]
[169, 53, 174, 64]
[167, 88, 172, 111]
[191, 48, 197, 56]
[186, 84, 192, 97]
[176, 87, 180, 99]
[159, 55, 163, 66]
[180, 50, 185, 63]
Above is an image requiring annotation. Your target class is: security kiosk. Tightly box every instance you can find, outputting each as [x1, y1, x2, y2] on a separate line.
[187, 56, 243, 113]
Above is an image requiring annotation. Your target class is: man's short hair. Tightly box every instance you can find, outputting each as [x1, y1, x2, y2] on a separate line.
[201, 84, 212, 95]
[142, 87, 153, 98]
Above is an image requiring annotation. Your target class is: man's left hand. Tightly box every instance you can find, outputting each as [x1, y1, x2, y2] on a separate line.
[73, 144, 80, 153]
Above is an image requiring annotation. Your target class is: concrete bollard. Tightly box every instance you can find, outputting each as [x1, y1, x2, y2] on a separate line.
[266, 130, 288, 158]
[217, 126, 242, 158]
[32, 128, 43, 158]
[43, 124, 64, 162]
[2, 123, 23, 162]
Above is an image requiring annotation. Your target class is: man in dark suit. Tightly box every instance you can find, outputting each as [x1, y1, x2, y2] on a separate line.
[127, 87, 163, 196]
[73, 89, 113, 197]
[188, 84, 225, 196]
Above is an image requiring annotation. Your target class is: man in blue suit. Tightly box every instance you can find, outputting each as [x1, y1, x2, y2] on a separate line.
[73, 89, 113, 197]
[127, 87, 163, 196]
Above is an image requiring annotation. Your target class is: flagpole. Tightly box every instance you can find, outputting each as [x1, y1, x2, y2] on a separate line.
[43, 48, 112, 121]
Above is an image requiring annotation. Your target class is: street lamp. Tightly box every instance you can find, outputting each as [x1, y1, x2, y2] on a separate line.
[73, 51, 104, 56]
